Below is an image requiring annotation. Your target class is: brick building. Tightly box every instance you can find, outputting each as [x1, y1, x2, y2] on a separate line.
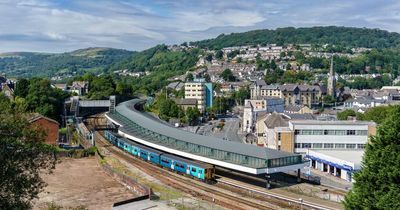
[28, 114, 60, 145]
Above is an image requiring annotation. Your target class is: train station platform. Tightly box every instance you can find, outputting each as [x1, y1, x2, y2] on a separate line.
[105, 99, 307, 175]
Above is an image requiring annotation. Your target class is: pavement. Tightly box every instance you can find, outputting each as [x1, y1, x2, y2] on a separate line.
[309, 169, 353, 191]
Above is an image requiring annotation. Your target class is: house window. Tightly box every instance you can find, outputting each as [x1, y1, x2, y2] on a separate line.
[346, 144, 356, 149]
[295, 143, 301, 148]
[302, 143, 311, 148]
[335, 143, 345, 149]
[313, 143, 323, 148]
[357, 144, 366, 149]
[324, 143, 334, 148]
[294, 130, 300, 135]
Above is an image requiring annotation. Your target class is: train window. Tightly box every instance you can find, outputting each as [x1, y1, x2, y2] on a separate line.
[161, 159, 169, 164]
[191, 168, 197, 172]
[150, 155, 154, 158]
[175, 163, 184, 168]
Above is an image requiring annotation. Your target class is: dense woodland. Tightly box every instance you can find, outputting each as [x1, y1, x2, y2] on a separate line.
[191, 26, 400, 49]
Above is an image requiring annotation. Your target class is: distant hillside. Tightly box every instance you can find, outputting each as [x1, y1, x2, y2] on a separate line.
[110, 44, 201, 95]
[110, 44, 200, 73]
[191, 26, 400, 49]
[0, 48, 134, 77]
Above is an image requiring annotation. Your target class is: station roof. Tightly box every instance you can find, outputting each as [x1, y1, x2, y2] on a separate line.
[79, 100, 110, 107]
[114, 99, 297, 161]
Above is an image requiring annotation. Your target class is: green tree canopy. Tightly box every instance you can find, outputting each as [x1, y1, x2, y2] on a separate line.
[337, 109, 357, 120]
[0, 94, 57, 209]
[220, 69, 235, 82]
[344, 106, 400, 209]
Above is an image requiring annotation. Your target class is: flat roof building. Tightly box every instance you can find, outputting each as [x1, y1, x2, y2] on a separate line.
[106, 99, 306, 175]
[306, 149, 364, 182]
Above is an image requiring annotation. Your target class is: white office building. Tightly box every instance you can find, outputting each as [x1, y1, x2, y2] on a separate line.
[289, 120, 376, 153]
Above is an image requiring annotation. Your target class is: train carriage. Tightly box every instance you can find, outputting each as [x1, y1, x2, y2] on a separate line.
[160, 154, 214, 180]
[136, 144, 162, 165]
[103, 131, 214, 181]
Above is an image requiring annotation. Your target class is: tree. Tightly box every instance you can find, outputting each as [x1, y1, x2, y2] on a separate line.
[205, 54, 213, 62]
[344, 106, 400, 209]
[87, 75, 115, 100]
[337, 109, 356, 120]
[14, 78, 29, 98]
[203, 73, 211, 82]
[0, 94, 57, 209]
[186, 107, 201, 125]
[185, 73, 194, 82]
[220, 69, 235, 82]
[232, 87, 250, 105]
[24, 78, 69, 121]
[357, 106, 394, 124]
[322, 95, 336, 106]
[215, 50, 223, 60]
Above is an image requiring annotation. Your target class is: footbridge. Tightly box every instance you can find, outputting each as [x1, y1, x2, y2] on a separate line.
[68, 95, 116, 117]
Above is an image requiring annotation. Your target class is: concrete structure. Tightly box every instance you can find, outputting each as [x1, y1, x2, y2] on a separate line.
[105, 99, 306, 176]
[306, 150, 364, 182]
[242, 98, 284, 132]
[28, 114, 60, 145]
[257, 116, 376, 154]
[327, 56, 336, 98]
[290, 120, 376, 153]
[184, 78, 212, 113]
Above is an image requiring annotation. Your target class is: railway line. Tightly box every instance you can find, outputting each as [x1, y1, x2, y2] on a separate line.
[86, 114, 339, 210]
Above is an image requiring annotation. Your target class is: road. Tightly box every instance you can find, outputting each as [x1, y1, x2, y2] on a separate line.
[197, 116, 244, 143]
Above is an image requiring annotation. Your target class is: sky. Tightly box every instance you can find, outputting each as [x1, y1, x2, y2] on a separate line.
[0, 0, 399, 53]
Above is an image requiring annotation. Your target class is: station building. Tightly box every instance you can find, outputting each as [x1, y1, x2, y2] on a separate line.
[306, 149, 364, 182]
[106, 99, 307, 186]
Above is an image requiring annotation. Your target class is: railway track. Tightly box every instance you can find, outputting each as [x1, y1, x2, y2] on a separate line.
[87, 114, 337, 210]
[87, 115, 279, 209]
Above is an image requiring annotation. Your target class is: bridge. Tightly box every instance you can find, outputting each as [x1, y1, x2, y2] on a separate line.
[105, 99, 307, 180]
[66, 95, 116, 117]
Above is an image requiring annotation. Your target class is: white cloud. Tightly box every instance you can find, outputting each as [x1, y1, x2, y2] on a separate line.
[0, 0, 399, 52]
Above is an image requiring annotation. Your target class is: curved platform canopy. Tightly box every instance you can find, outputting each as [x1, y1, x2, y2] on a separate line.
[106, 99, 306, 174]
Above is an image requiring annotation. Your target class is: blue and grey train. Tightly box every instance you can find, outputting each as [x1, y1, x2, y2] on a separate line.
[104, 131, 215, 181]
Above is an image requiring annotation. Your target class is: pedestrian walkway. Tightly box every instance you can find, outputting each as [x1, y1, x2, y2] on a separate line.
[310, 169, 352, 191]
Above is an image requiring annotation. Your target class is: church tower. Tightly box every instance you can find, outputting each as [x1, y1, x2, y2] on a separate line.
[327, 56, 336, 98]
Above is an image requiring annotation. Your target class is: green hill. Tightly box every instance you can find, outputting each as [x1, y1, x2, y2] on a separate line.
[0, 48, 134, 77]
[191, 26, 400, 49]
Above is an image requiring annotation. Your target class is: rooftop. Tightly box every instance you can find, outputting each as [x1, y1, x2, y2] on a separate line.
[309, 149, 364, 166]
[290, 120, 375, 126]
[108, 99, 303, 170]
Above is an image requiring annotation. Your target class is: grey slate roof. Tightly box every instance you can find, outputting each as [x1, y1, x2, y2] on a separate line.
[264, 113, 289, 128]
[114, 99, 297, 161]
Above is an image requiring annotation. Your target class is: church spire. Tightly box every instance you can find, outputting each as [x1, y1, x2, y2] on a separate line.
[327, 56, 336, 98]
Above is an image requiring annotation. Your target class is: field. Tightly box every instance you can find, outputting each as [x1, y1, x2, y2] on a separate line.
[33, 157, 136, 210]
